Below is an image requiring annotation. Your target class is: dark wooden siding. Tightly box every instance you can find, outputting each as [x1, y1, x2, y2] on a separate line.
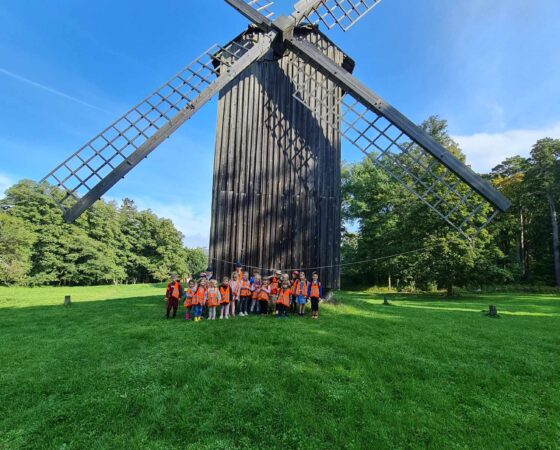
[209, 27, 351, 289]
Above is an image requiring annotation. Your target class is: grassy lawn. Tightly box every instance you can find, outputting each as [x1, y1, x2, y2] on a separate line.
[0, 285, 559, 449]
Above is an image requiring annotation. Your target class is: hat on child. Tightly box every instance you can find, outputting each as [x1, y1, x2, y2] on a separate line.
[292, 270, 300, 276]
[234, 260, 243, 268]
[275, 270, 282, 276]
[199, 272, 208, 278]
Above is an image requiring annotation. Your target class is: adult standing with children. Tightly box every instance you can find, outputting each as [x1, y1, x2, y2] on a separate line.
[164, 275, 184, 319]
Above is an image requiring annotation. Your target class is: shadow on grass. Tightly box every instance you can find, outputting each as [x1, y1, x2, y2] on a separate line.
[1, 292, 559, 449]
[335, 290, 560, 318]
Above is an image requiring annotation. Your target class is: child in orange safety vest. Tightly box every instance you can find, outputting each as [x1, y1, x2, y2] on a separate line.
[239, 272, 251, 316]
[192, 278, 207, 322]
[290, 271, 300, 313]
[250, 273, 262, 314]
[294, 272, 310, 317]
[206, 279, 221, 320]
[229, 271, 241, 318]
[183, 279, 196, 320]
[309, 271, 323, 320]
[165, 275, 184, 319]
[276, 280, 291, 319]
[269, 270, 281, 315]
[257, 278, 271, 315]
[219, 277, 231, 320]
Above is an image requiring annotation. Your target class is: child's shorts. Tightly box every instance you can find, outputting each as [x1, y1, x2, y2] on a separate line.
[296, 295, 307, 305]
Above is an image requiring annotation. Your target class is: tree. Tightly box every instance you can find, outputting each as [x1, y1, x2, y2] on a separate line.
[0, 181, 199, 286]
[489, 156, 530, 279]
[341, 116, 511, 294]
[185, 247, 208, 279]
[525, 139, 560, 286]
[0, 213, 36, 284]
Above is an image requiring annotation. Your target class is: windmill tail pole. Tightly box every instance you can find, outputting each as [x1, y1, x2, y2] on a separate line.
[547, 192, 560, 287]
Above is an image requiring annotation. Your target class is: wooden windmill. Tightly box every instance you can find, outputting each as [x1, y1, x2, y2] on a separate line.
[41, 0, 511, 289]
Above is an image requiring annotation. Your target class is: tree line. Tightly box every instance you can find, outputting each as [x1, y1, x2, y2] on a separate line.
[341, 116, 560, 293]
[0, 181, 207, 286]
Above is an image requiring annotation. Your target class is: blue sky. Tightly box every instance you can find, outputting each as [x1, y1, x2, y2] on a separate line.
[1, 0, 559, 247]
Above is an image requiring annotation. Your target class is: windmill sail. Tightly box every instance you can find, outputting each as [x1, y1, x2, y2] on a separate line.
[224, 0, 276, 30]
[42, 32, 276, 223]
[246, 0, 275, 18]
[286, 36, 511, 238]
[292, 0, 382, 31]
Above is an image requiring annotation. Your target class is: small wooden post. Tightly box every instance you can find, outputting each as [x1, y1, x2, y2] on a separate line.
[383, 296, 390, 306]
[485, 305, 499, 318]
[64, 295, 72, 307]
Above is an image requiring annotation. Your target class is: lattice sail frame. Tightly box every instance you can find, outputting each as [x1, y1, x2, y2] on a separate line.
[246, 0, 275, 18]
[42, 38, 257, 210]
[296, 0, 382, 31]
[287, 53, 500, 239]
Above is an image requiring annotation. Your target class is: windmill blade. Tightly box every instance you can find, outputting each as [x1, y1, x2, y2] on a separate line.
[42, 31, 276, 223]
[292, 0, 382, 31]
[224, 0, 276, 30]
[286, 36, 511, 238]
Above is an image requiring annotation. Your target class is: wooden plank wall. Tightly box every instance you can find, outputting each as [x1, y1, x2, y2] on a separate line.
[209, 27, 351, 289]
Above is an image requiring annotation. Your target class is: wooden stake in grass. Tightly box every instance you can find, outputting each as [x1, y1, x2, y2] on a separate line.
[383, 296, 391, 306]
[485, 305, 499, 318]
[64, 295, 72, 307]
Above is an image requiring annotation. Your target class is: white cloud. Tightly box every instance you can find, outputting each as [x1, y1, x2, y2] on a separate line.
[0, 172, 14, 196]
[454, 122, 560, 173]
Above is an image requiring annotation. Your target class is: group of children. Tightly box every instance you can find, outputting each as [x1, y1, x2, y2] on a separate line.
[164, 263, 323, 322]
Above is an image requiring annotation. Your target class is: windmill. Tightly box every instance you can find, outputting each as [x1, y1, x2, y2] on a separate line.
[41, 0, 511, 289]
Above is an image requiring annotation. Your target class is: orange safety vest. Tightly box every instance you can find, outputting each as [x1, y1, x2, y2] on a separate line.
[296, 280, 309, 297]
[277, 288, 291, 307]
[251, 282, 262, 299]
[219, 285, 230, 304]
[270, 277, 279, 295]
[184, 288, 195, 307]
[258, 288, 269, 301]
[229, 280, 240, 298]
[207, 288, 219, 307]
[240, 280, 251, 297]
[290, 279, 299, 295]
[168, 281, 181, 299]
[192, 286, 206, 306]
[310, 282, 321, 298]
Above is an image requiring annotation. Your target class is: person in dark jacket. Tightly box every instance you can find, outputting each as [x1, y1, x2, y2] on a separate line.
[165, 275, 184, 319]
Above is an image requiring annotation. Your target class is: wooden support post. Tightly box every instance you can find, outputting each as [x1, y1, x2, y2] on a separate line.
[64, 295, 71, 307]
[485, 305, 499, 318]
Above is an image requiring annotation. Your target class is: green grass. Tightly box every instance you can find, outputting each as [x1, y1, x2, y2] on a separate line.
[0, 285, 559, 449]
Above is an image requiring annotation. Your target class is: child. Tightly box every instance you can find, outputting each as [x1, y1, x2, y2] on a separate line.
[219, 277, 231, 320]
[309, 271, 322, 320]
[295, 272, 309, 316]
[206, 279, 221, 320]
[239, 272, 251, 316]
[192, 278, 207, 322]
[276, 280, 291, 319]
[234, 261, 244, 279]
[165, 275, 184, 319]
[249, 269, 260, 284]
[229, 271, 241, 318]
[290, 271, 300, 313]
[269, 270, 281, 315]
[184, 279, 196, 320]
[258, 278, 271, 315]
[250, 273, 262, 314]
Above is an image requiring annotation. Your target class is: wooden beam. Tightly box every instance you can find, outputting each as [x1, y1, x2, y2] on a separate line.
[287, 36, 512, 212]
